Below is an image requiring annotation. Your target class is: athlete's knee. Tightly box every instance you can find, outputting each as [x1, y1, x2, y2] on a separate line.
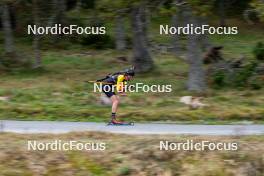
[113, 98, 119, 105]
[111, 96, 119, 104]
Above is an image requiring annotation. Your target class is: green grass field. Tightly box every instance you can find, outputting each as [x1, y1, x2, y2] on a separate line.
[0, 49, 263, 123]
[0, 19, 263, 123]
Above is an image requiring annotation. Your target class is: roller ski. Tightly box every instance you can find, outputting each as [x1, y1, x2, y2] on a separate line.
[107, 119, 134, 126]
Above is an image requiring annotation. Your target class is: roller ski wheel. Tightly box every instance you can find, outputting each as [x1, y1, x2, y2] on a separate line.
[107, 121, 134, 126]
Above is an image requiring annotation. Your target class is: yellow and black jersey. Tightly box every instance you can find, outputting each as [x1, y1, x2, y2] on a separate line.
[104, 74, 127, 92]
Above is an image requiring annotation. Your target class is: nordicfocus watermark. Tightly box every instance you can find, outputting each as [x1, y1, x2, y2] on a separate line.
[160, 24, 238, 35]
[27, 140, 106, 151]
[27, 24, 106, 35]
[160, 140, 238, 151]
[93, 83, 172, 93]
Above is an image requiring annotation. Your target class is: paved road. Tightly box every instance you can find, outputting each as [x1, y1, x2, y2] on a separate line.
[1, 120, 264, 135]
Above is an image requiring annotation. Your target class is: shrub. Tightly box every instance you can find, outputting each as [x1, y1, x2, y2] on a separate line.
[210, 61, 260, 89]
[253, 42, 264, 61]
[0, 52, 32, 70]
[231, 61, 258, 88]
[248, 75, 263, 90]
[211, 70, 226, 88]
[80, 34, 115, 49]
[117, 166, 132, 176]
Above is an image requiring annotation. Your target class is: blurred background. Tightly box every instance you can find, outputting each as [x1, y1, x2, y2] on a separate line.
[0, 0, 263, 123]
[0, 0, 264, 175]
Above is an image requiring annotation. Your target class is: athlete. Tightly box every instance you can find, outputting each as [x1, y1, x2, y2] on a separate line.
[97, 67, 135, 124]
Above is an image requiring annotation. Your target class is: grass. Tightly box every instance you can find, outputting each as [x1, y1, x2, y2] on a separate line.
[0, 132, 263, 176]
[0, 17, 264, 123]
[0, 49, 263, 123]
[0, 47, 264, 123]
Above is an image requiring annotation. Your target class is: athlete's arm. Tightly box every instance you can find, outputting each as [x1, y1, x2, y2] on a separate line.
[116, 75, 126, 93]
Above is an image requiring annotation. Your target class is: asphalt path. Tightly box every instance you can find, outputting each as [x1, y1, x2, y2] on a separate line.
[1, 120, 264, 135]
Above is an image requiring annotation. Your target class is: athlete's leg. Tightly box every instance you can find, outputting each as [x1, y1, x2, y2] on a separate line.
[102, 84, 120, 123]
[110, 95, 119, 118]
[110, 95, 124, 124]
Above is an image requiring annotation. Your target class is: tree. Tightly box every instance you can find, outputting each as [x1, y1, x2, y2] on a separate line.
[1, 2, 15, 54]
[48, 0, 66, 26]
[95, 1, 128, 51]
[114, 10, 127, 51]
[76, 0, 82, 12]
[171, 0, 185, 56]
[32, 0, 41, 68]
[217, 0, 226, 26]
[96, 0, 154, 72]
[251, 0, 264, 21]
[159, 0, 211, 91]
[197, 16, 211, 51]
[131, 2, 153, 72]
[186, 17, 207, 92]
[184, 1, 213, 92]
[171, 12, 183, 55]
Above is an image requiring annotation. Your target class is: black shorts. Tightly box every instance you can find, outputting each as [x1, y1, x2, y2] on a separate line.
[102, 84, 115, 98]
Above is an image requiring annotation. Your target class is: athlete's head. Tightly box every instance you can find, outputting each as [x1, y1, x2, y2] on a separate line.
[124, 69, 135, 81]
